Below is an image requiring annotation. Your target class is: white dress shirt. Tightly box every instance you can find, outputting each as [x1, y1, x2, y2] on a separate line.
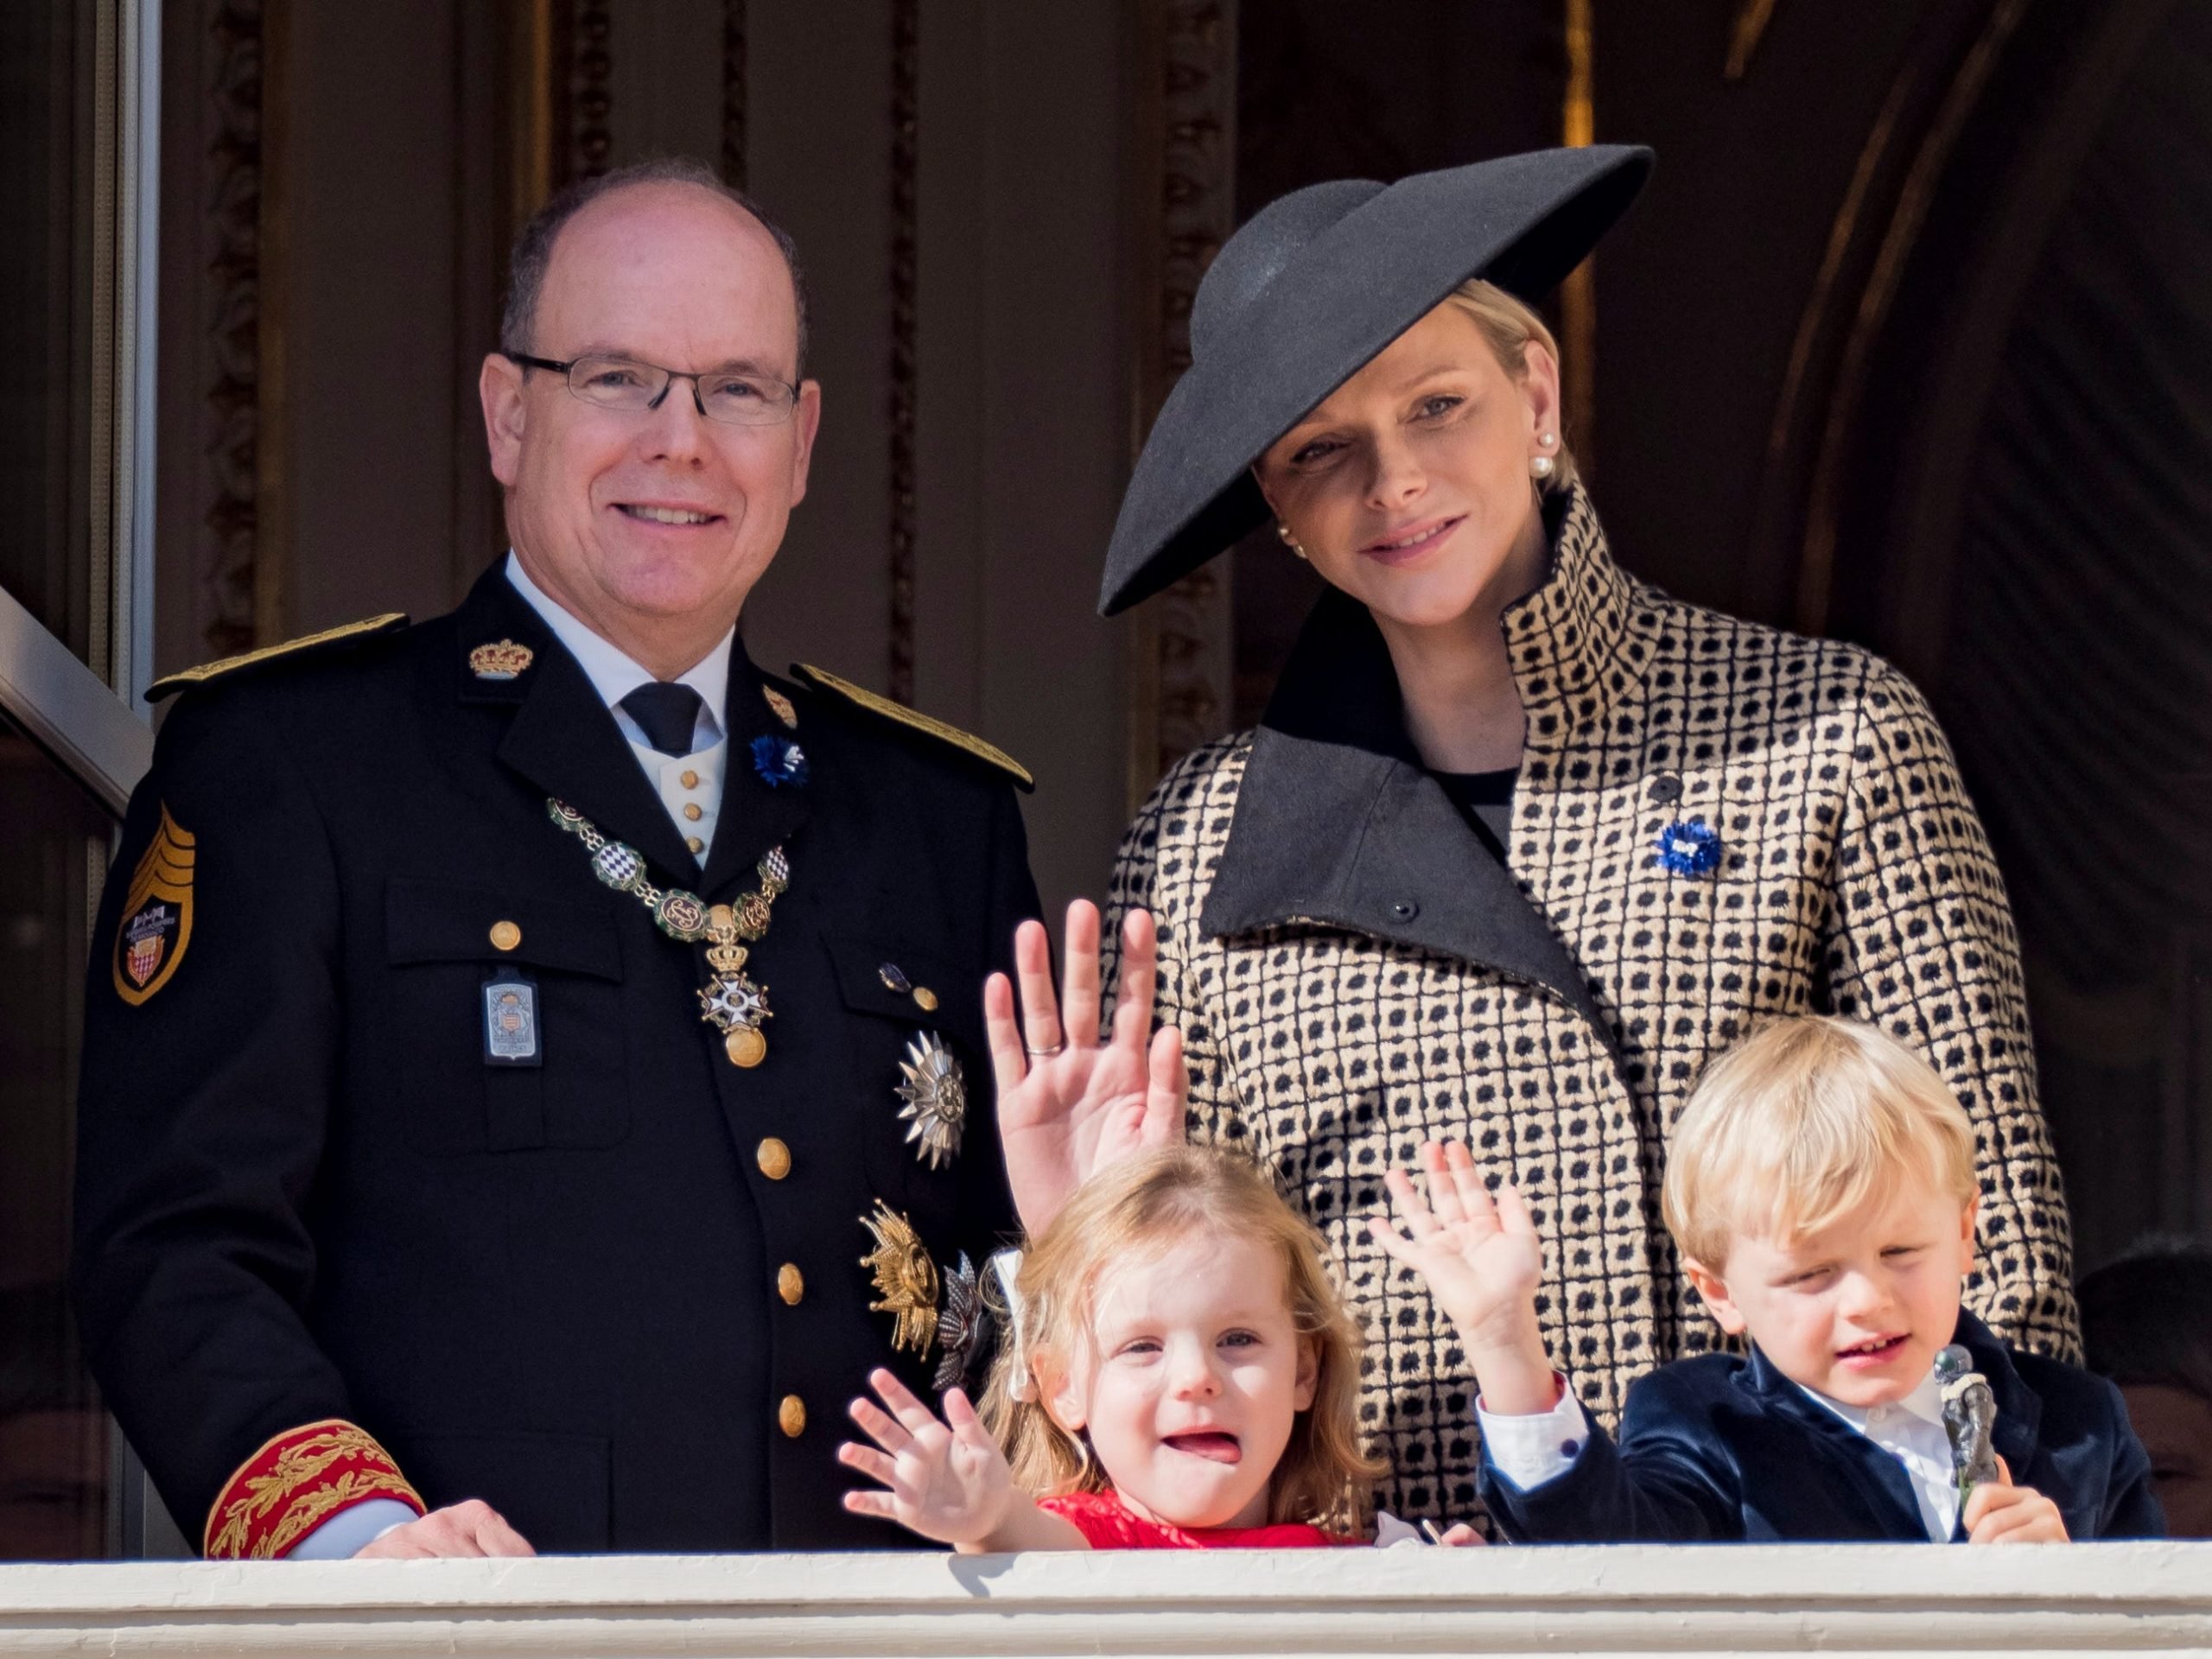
[505, 551, 732, 865]
[289, 555, 742, 1561]
[1477, 1366, 1961, 1541]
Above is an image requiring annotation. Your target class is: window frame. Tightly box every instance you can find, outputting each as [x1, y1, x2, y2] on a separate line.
[0, 0, 168, 1561]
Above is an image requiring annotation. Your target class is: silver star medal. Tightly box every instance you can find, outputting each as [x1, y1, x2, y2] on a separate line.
[895, 1031, 966, 1168]
[934, 1253, 989, 1391]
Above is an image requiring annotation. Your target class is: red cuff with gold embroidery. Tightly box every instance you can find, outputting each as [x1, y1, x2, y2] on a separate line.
[202, 1419, 424, 1559]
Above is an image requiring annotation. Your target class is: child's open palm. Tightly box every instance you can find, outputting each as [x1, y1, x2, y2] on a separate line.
[1368, 1141, 1546, 1357]
[840, 1370, 1014, 1547]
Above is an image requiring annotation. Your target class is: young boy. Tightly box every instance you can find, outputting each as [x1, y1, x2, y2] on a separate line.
[1370, 1014, 2163, 1542]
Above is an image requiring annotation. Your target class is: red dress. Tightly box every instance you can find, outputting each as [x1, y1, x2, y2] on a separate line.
[1039, 1489, 1344, 1548]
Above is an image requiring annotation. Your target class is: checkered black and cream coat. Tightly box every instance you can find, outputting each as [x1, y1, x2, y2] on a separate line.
[1103, 484, 2078, 1526]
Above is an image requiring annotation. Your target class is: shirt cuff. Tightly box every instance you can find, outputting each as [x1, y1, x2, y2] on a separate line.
[1476, 1379, 1591, 1493]
[285, 1498, 422, 1560]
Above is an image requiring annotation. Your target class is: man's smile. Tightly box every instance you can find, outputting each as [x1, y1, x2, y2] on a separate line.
[615, 502, 722, 526]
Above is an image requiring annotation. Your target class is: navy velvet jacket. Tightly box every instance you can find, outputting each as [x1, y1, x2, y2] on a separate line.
[1479, 1312, 2163, 1542]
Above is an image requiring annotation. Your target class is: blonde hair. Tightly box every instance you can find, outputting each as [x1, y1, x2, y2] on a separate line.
[981, 1146, 1382, 1532]
[1443, 277, 1579, 486]
[1662, 1015, 1978, 1268]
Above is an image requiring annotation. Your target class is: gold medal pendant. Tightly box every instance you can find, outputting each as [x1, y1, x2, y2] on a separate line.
[698, 904, 772, 1068]
[544, 803, 789, 1073]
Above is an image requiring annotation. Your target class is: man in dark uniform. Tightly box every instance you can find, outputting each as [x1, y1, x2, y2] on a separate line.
[72, 157, 1039, 1557]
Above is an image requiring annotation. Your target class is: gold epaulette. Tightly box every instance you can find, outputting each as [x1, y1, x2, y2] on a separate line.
[149, 613, 410, 702]
[793, 664, 1033, 791]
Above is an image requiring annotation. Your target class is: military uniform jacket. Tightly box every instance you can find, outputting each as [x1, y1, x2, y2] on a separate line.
[1103, 484, 2078, 1526]
[1479, 1312, 2162, 1542]
[73, 563, 1039, 1554]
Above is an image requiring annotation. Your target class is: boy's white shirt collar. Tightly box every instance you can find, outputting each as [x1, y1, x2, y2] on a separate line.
[504, 550, 732, 745]
[1800, 1365, 1948, 1433]
[1799, 1365, 1960, 1541]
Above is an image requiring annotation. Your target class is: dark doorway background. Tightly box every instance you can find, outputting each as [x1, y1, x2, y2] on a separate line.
[1228, 0, 2212, 1269]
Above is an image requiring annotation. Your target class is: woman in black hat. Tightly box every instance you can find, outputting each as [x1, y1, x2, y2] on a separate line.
[990, 147, 2076, 1529]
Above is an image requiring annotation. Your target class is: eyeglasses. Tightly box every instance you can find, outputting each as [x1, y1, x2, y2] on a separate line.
[508, 352, 802, 426]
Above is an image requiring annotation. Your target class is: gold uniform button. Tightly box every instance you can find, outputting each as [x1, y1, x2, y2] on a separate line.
[779, 1395, 806, 1438]
[912, 986, 938, 1013]
[683, 802, 703, 822]
[488, 920, 522, 952]
[778, 1263, 804, 1305]
[681, 769, 699, 788]
[687, 836, 705, 855]
[756, 1137, 791, 1179]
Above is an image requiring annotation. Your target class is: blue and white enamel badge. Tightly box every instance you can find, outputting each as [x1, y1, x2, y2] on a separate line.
[750, 734, 809, 789]
[1656, 818, 1722, 877]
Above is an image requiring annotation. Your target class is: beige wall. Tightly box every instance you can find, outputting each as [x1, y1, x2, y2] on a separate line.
[155, 1, 1138, 918]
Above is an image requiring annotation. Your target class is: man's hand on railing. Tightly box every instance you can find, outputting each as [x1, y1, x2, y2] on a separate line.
[352, 1499, 536, 1558]
[988, 901, 1187, 1236]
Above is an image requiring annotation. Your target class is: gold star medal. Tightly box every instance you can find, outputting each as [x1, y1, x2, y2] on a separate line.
[861, 1201, 939, 1357]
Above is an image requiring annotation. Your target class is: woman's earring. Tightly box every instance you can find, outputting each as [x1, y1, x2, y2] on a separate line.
[1530, 454, 1555, 480]
[1275, 522, 1309, 561]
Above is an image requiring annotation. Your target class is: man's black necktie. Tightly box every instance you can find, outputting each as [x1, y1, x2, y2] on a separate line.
[620, 682, 707, 757]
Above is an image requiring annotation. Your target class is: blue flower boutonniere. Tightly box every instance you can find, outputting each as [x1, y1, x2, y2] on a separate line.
[750, 734, 809, 789]
[1656, 818, 1721, 877]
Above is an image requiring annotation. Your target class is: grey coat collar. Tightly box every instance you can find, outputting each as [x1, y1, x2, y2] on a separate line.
[1199, 486, 1630, 1054]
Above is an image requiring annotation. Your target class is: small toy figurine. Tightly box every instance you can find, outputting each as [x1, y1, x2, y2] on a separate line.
[1936, 1343, 2001, 1498]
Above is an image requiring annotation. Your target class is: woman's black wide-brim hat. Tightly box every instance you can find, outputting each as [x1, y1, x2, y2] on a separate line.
[1097, 144, 1654, 616]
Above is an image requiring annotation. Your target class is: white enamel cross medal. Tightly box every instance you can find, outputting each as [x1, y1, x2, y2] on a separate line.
[697, 904, 772, 1068]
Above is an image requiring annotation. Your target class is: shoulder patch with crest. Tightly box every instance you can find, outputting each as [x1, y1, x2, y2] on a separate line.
[148, 613, 410, 702]
[113, 804, 196, 1005]
[792, 664, 1033, 791]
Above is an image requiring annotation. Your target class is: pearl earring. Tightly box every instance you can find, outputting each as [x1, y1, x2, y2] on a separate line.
[1530, 454, 1556, 480]
[1275, 522, 1308, 560]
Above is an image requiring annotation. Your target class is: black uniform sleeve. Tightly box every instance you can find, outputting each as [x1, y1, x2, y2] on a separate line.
[70, 687, 356, 1537]
[1477, 1376, 1739, 1543]
[955, 781, 1039, 1267]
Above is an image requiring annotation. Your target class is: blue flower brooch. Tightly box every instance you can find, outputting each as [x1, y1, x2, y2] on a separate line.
[1656, 818, 1721, 877]
[750, 734, 809, 789]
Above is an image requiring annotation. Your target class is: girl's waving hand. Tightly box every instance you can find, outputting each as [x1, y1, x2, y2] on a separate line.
[839, 1370, 1086, 1553]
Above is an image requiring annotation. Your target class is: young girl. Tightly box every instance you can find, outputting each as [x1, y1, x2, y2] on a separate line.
[841, 1146, 1464, 1549]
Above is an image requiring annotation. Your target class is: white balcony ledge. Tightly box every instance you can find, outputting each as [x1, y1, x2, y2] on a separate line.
[1, 1543, 2208, 1656]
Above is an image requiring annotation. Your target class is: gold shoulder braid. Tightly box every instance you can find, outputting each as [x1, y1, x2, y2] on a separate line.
[149, 613, 410, 702]
[792, 664, 1033, 790]
[545, 798, 787, 1068]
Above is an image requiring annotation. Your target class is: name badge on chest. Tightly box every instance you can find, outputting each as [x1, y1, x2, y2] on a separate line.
[482, 975, 543, 1066]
